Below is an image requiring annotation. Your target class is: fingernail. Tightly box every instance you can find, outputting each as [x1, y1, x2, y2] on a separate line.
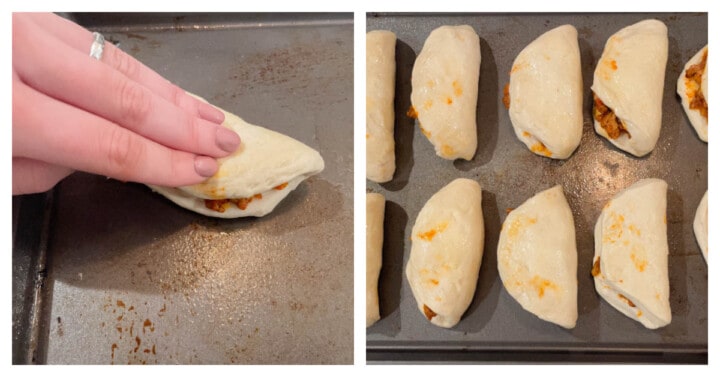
[194, 156, 218, 177]
[216, 127, 241, 153]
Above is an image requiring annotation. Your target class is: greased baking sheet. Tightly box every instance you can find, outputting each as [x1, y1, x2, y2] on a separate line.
[12, 13, 353, 364]
[366, 13, 707, 363]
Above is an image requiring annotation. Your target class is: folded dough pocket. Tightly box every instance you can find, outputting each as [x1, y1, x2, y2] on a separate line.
[593, 178, 671, 329]
[497, 185, 578, 329]
[366, 30, 397, 183]
[410, 25, 480, 161]
[506, 25, 583, 160]
[592, 93, 631, 140]
[149, 96, 324, 218]
[591, 19, 668, 157]
[366, 193, 385, 327]
[405, 178, 485, 328]
[677, 45, 708, 142]
[693, 191, 708, 263]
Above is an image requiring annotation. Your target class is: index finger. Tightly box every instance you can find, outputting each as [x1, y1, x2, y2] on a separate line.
[22, 12, 225, 124]
[13, 80, 219, 187]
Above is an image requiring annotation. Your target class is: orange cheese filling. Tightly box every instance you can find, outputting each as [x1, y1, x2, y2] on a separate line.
[440, 144, 455, 156]
[452, 80, 463, 96]
[419, 229, 438, 241]
[630, 253, 647, 272]
[423, 99, 433, 110]
[418, 222, 449, 241]
[593, 93, 631, 139]
[530, 276, 557, 298]
[530, 141, 552, 157]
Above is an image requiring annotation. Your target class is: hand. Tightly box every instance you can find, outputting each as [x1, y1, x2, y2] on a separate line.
[12, 13, 241, 195]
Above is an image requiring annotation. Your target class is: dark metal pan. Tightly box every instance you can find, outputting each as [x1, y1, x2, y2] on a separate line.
[13, 12, 354, 365]
[366, 12, 707, 364]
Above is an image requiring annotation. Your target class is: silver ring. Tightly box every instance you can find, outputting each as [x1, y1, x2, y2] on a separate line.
[89, 32, 105, 60]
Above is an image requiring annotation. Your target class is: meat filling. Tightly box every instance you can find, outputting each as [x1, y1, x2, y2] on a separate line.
[593, 93, 631, 139]
[422, 304, 437, 321]
[685, 50, 708, 119]
[591, 257, 601, 277]
[617, 293, 636, 308]
[204, 181, 291, 213]
[407, 106, 419, 119]
[204, 193, 263, 213]
[592, 257, 638, 309]
[502, 83, 511, 109]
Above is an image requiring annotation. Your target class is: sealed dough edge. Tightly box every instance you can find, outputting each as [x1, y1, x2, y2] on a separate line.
[406, 178, 484, 328]
[366, 193, 386, 327]
[410, 25, 480, 161]
[497, 185, 578, 329]
[591, 19, 668, 157]
[149, 93, 324, 218]
[366, 30, 397, 183]
[676, 45, 708, 142]
[592, 178, 671, 329]
[507, 24, 583, 160]
[693, 191, 708, 263]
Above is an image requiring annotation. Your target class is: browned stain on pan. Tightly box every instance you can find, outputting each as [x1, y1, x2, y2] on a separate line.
[55, 317, 64, 337]
[32, 15, 353, 364]
[102, 295, 163, 365]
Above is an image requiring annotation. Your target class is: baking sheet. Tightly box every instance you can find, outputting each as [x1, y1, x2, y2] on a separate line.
[366, 12, 707, 363]
[12, 13, 353, 365]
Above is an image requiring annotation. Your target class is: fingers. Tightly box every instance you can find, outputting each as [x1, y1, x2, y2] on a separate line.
[13, 80, 219, 187]
[13, 14, 239, 159]
[12, 158, 74, 195]
[18, 13, 225, 124]
[102, 46, 226, 124]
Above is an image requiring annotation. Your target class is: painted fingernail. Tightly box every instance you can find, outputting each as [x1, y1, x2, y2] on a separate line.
[194, 156, 218, 177]
[216, 127, 241, 153]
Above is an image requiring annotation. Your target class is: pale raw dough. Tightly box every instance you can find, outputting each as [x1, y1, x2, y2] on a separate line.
[366, 193, 385, 327]
[497, 185, 578, 329]
[366, 30, 397, 183]
[406, 178, 484, 328]
[149, 95, 324, 218]
[677, 45, 708, 142]
[508, 25, 583, 159]
[593, 178, 671, 329]
[410, 25, 480, 161]
[694, 190, 708, 263]
[591, 19, 668, 157]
